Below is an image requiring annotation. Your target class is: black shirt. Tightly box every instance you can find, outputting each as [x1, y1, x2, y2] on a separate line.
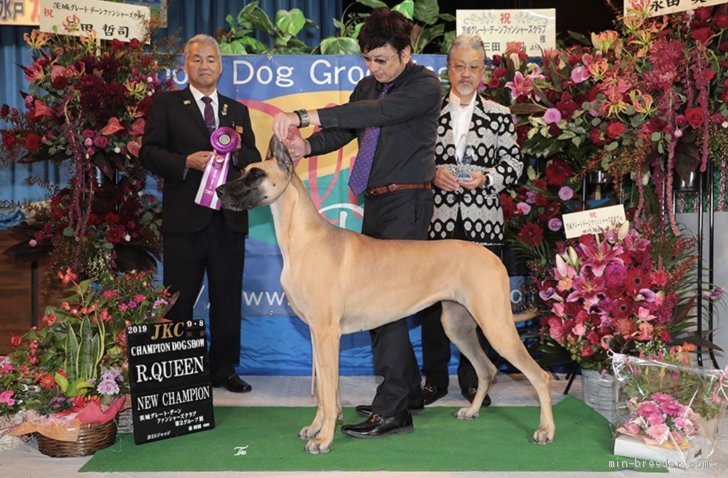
[309, 62, 442, 189]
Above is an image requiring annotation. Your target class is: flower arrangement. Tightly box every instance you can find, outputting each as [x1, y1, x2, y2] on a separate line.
[501, 157, 583, 277]
[613, 348, 728, 455]
[0, 23, 175, 278]
[535, 221, 715, 370]
[0, 268, 175, 442]
[484, 3, 728, 234]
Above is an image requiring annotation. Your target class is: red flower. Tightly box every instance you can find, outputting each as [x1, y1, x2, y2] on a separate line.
[500, 193, 516, 219]
[518, 223, 544, 247]
[23, 132, 41, 152]
[2, 131, 17, 149]
[544, 159, 574, 186]
[605, 121, 626, 139]
[10, 335, 22, 347]
[690, 26, 713, 45]
[684, 107, 706, 129]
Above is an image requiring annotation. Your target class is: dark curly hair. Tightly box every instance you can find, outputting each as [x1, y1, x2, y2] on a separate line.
[358, 7, 413, 55]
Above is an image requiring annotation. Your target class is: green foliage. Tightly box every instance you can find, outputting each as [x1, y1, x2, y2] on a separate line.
[219, 1, 317, 54]
[56, 313, 105, 397]
[317, 0, 455, 55]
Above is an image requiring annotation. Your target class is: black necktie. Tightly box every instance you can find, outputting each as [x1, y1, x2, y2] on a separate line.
[202, 96, 215, 132]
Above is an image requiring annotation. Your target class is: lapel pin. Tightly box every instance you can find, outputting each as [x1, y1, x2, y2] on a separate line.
[183, 99, 191, 105]
[222, 103, 228, 117]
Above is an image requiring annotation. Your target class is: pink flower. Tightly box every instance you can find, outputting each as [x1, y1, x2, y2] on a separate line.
[570, 65, 590, 83]
[543, 108, 562, 124]
[516, 202, 532, 214]
[558, 186, 574, 201]
[0, 390, 15, 406]
[646, 423, 670, 444]
[505, 71, 534, 99]
[548, 217, 563, 232]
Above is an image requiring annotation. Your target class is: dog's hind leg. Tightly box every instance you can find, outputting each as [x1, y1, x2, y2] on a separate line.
[471, 299, 555, 444]
[440, 301, 497, 420]
[303, 324, 341, 454]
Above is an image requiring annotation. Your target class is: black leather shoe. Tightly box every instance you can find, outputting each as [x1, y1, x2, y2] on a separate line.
[355, 398, 424, 417]
[422, 383, 448, 405]
[211, 374, 252, 393]
[341, 411, 413, 438]
[463, 386, 491, 407]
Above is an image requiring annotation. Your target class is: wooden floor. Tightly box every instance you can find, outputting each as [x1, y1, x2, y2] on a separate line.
[0, 230, 61, 355]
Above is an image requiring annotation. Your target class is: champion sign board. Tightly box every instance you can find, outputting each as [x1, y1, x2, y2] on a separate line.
[126, 320, 214, 444]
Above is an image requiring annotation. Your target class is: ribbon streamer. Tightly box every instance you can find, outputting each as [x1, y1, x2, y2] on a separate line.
[194, 127, 239, 210]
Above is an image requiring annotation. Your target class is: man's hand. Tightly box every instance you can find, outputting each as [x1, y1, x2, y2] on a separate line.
[186, 151, 212, 171]
[433, 167, 460, 192]
[283, 135, 309, 160]
[458, 171, 487, 191]
[272, 112, 300, 141]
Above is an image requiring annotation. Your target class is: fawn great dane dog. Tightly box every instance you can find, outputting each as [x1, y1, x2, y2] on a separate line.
[216, 136, 554, 454]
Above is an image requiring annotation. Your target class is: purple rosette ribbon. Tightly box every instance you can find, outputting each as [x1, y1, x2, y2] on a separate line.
[194, 127, 240, 210]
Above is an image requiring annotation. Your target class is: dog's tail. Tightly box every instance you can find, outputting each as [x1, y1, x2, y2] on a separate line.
[512, 309, 539, 323]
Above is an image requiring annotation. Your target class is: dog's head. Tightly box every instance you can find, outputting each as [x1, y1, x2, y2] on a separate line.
[216, 135, 294, 211]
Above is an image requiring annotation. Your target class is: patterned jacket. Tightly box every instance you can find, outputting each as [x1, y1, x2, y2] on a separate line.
[429, 94, 523, 246]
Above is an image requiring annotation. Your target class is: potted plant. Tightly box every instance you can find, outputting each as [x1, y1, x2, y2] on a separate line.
[1, 268, 175, 456]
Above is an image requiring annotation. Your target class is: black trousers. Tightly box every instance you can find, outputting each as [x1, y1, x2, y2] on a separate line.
[163, 212, 245, 382]
[420, 212, 502, 394]
[361, 189, 433, 417]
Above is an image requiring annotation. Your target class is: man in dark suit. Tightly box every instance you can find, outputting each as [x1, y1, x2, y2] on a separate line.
[141, 34, 261, 393]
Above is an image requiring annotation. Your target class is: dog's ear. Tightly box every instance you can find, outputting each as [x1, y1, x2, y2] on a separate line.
[266, 135, 294, 176]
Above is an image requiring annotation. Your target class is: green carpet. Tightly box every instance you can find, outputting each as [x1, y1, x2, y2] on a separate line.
[81, 396, 663, 472]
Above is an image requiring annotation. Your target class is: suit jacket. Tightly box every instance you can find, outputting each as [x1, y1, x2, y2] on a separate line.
[429, 94, 523, 246]
[140, 88, 261, 234]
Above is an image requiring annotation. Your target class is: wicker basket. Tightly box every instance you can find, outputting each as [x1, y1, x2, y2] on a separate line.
[36, 420, 117, 457]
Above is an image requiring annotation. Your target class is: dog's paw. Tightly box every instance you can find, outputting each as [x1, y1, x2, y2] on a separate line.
[456, 407, 479, 420]
[298, 425, 319, 440]
[532, 427, 554, 444]
[304, 438, 333, 454]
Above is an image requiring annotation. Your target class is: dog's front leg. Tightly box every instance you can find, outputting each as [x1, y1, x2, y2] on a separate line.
[303, 327, 341, 454]
[299, 332, 325, 441]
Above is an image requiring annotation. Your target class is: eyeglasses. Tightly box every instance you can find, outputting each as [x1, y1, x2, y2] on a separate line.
[448, 63, 484, 73]
[362, 53, 397, 66]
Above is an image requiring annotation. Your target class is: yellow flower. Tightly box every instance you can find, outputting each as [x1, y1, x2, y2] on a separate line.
[591, 30, 620, 53]
[23, 30, 51, 50]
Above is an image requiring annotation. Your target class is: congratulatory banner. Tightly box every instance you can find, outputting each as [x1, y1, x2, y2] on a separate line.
[127, 320, 214, 444]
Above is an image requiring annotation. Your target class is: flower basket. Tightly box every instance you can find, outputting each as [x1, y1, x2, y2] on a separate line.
[36, 420, 117, 457]
[611, 352, 728, 467]
[581, 369, 618, 425]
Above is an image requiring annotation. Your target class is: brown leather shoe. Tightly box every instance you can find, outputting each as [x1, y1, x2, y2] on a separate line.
[341, 411, 414, 438]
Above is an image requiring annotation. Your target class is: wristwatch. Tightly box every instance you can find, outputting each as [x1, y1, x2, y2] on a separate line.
[294, 109, 310, 128]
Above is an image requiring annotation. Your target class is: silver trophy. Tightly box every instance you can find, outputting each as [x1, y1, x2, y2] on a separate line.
[456, 135, 474, 181]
